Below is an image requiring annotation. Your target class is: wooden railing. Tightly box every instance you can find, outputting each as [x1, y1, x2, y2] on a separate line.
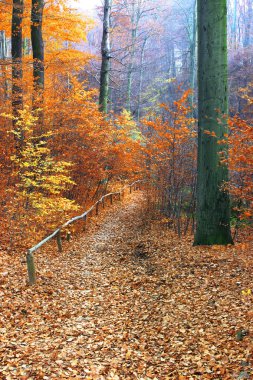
[26, 180, 143, 285]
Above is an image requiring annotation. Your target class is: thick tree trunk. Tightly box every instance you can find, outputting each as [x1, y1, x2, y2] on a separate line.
[31, 0, 44, 102]
[194, 0, 233, 245]
[12, 0, 24, 145]
[99, 0, 111, 114]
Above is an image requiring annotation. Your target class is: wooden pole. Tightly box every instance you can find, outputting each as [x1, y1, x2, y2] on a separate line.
[110, 194, 113, 204]
[66, 231, 71, 241]
[96, 202, 99, 215]
[56, 231, 63, 252]
[83, 215, 87, 231]
[26, 251, 36, 285]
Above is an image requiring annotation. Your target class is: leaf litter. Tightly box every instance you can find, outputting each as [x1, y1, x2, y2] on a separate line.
[0, 192, 252, 379]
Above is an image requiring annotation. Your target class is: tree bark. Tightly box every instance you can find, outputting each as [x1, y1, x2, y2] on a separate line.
[99, 0, 112, 114]
[12, 0, 24, 146]
[194, 0, 233, 245]
[0, 31, 7, 59]
[31, 0, 45, 102]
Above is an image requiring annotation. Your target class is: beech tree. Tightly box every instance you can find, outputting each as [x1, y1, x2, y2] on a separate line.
[194, 0, 233, 245]
[99, 0, 112, 113]
[31, 0, 45, 97]
[12, 0, 24, 145]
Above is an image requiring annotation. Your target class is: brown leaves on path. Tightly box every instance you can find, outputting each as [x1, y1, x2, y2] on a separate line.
[0, 192, 252, 379]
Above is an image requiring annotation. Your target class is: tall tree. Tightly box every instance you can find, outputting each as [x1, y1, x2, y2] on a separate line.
[243, 0, 252, 47]
[189, 0, 197, 114]
[12, 0, 24, 145]
[194, 0, 233, 245]
[31, 0, 45, 102]
[99, 0, 112, 114]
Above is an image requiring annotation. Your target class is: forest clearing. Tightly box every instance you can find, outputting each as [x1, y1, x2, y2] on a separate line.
[0, 0, 253, 378]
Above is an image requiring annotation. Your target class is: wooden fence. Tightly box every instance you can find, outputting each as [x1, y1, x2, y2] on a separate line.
[26, 180, 143, 285]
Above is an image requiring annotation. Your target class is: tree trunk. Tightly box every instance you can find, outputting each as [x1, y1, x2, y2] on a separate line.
[194, 0, 233, 245]
[0, 31, 9, 99]
[12, 0, 24, 146]
[243, 0, 252, 47]
[232, 0, 238, 49]
[0, 31, 7, 59]
[137, 38, 147, 122]
[127, 1, 138, 113]
[189, 0, 197, 114]
[99, 0, 112, 114]
[31, 0, 45, 106]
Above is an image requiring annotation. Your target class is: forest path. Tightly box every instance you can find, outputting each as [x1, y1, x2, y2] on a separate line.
[1, 191, 253, 379]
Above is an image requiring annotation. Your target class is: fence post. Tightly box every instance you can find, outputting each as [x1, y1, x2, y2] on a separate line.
[96, 202, 99, 215]
[110, 194, 113, 205]
[118, 192, 121, 201]
[26, 251, 36, 285]
[56, 230, 63, 252]
[102, 198, 105, 208]
[83, 214, 87, 231]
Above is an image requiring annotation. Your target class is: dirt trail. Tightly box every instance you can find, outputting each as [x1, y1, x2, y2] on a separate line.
[0, 191, 252, 380]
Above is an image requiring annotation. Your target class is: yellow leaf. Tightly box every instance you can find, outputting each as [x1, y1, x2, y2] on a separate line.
[125, 350, 132, 359]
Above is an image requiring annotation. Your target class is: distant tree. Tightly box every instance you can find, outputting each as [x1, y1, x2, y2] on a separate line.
[194, 0, 233, 245]
[99, 0, 112, 113]
[243, 0, 253, 47]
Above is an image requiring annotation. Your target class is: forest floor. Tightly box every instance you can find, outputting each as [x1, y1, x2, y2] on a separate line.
[0, 191, 253, 380]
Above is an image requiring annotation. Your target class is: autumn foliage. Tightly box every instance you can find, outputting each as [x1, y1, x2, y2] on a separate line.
[0, 0, 252, 252]
[0, 0, 144, 250]
[142, 90, 196, 235]
[228, 114, 253, 220]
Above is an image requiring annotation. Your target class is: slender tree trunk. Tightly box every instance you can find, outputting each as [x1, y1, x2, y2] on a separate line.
[189, 0, 197, 114]
[137, 38, 147, 122]
[23, 37, 30, 56]
[243, 0, 252, 47]
[31, 0, 45, 111]
[194, 0, 233, 245]
[171, 42, 176, 77]
[232, 0, 238, 49]
[126, 26, 137, 113]
[127, 1, 138, 113]
[0, 31, 8, 99]
[12, 0, 24, 146]
[0, 31, 7, 59]
[99, 0, 112, 114]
